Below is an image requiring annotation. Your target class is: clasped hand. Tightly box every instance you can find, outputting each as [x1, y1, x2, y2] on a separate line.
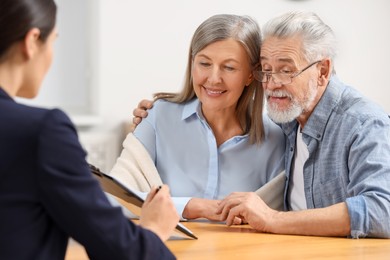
[216, 192, 277, 232]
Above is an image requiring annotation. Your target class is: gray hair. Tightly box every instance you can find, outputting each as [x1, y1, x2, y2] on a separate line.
[190, 14, 261, 68]
[262, 11, 337, 72]
[155, 14, 265, 144]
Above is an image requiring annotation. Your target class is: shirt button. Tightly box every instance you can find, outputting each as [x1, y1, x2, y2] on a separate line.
[290, 147, 294, 152]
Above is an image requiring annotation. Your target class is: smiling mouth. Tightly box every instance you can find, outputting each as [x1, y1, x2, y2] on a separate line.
[203, 86, 227, 95]
[266, 90, 291, 101]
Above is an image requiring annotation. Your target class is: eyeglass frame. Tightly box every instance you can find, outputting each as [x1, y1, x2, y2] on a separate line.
[254, 60, 322, 85]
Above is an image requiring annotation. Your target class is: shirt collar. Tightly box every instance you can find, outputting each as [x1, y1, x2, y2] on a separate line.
[302, 75, 343, 140]
[182, 98, 202, 120]
[181, 98, 249, 142]
[281, 75, 344, 140]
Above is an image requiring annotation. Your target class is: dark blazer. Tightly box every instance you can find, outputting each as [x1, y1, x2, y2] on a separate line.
[0, 88, 175, 260]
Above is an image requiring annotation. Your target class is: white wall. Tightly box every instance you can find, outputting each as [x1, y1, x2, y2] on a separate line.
[95, 0, 390, 134]
[22, 0, 387, 171]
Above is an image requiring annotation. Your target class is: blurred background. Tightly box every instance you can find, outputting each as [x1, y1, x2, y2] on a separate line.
[20, 0, 390, 172]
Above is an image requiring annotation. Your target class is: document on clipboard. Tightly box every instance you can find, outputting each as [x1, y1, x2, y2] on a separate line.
[89, 164, 197, 240]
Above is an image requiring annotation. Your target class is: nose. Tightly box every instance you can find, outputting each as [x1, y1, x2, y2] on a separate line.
[263, 76, 282, 90]
[207, 66, 222, 85]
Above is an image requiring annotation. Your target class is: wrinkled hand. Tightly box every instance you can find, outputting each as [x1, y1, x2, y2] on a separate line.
[140, 185, 179, 241]
[216, 192, 276, 232]
[132, 99, 154, 127]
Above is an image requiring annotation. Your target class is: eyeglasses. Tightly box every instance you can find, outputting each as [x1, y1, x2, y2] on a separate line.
[255, 60, 321, 85]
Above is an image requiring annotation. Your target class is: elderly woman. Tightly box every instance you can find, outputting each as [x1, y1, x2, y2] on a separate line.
[112, 14, 285, 221]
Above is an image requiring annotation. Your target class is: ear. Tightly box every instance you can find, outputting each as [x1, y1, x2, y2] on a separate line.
[245, 71, 255, 87]
[22, 28, 41, 59]
[317, 58, 331, 87]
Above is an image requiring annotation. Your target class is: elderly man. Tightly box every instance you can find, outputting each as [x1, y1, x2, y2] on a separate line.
[217, 11, 390, 238]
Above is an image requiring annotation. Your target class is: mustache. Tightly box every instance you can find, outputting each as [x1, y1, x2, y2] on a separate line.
[265, 89, 293, 99]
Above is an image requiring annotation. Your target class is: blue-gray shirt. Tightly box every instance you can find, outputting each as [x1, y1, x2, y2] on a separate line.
[281, 76, 390, 238]
[134, 98, 285, 216]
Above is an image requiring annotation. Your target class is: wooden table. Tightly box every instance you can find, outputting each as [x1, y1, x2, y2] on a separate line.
[66, 221, 390, 259]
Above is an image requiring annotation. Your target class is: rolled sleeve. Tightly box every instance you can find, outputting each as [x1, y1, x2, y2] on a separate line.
[346, 196, 369, 238]
[347, 194, 390, 238]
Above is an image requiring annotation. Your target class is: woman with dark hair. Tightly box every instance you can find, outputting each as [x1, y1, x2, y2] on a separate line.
[0, 0, 178, 259]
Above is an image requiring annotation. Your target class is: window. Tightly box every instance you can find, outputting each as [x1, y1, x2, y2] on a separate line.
[19, 0, 98, 121]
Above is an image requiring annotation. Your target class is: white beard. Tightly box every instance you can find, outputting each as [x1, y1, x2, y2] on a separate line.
[265, 82, 317, 124]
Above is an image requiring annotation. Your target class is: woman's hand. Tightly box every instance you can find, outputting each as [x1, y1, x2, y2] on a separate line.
[140, 185, 179, 241]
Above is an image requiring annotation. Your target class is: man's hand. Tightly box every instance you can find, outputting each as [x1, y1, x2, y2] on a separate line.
[217, 192, 276, 232]
[132, 99, 154, 127]
[140, 185, 179, 241]
[217, 192, 351, 237]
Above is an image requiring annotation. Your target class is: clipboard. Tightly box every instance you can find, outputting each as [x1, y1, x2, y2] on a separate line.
[89, 164, 197, 240]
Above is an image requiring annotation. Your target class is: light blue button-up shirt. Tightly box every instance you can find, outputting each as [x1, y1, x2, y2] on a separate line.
[281, 76, 390, 238]
[134, 98, 285, 217]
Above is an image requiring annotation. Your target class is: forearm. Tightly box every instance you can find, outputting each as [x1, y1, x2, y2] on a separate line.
[183, 198, 221, 221]
[182, 198, 200, 219]
[267, 202, 350, 237]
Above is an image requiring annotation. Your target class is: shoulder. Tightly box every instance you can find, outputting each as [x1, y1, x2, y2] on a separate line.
[319, 77, 389, 128]
[145, 99, 188, 122]
[22, 106, 74, 134]
[337, 85, 389, 126]
[38, 109, 79, 145]
[3, 100, 48, 120]
[150, 99, 183, 113]
[0, 100, 71, 133]
[41, 108, 73, 127]
[319, 81, 390, 144]
[10, 104, 78, 145]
